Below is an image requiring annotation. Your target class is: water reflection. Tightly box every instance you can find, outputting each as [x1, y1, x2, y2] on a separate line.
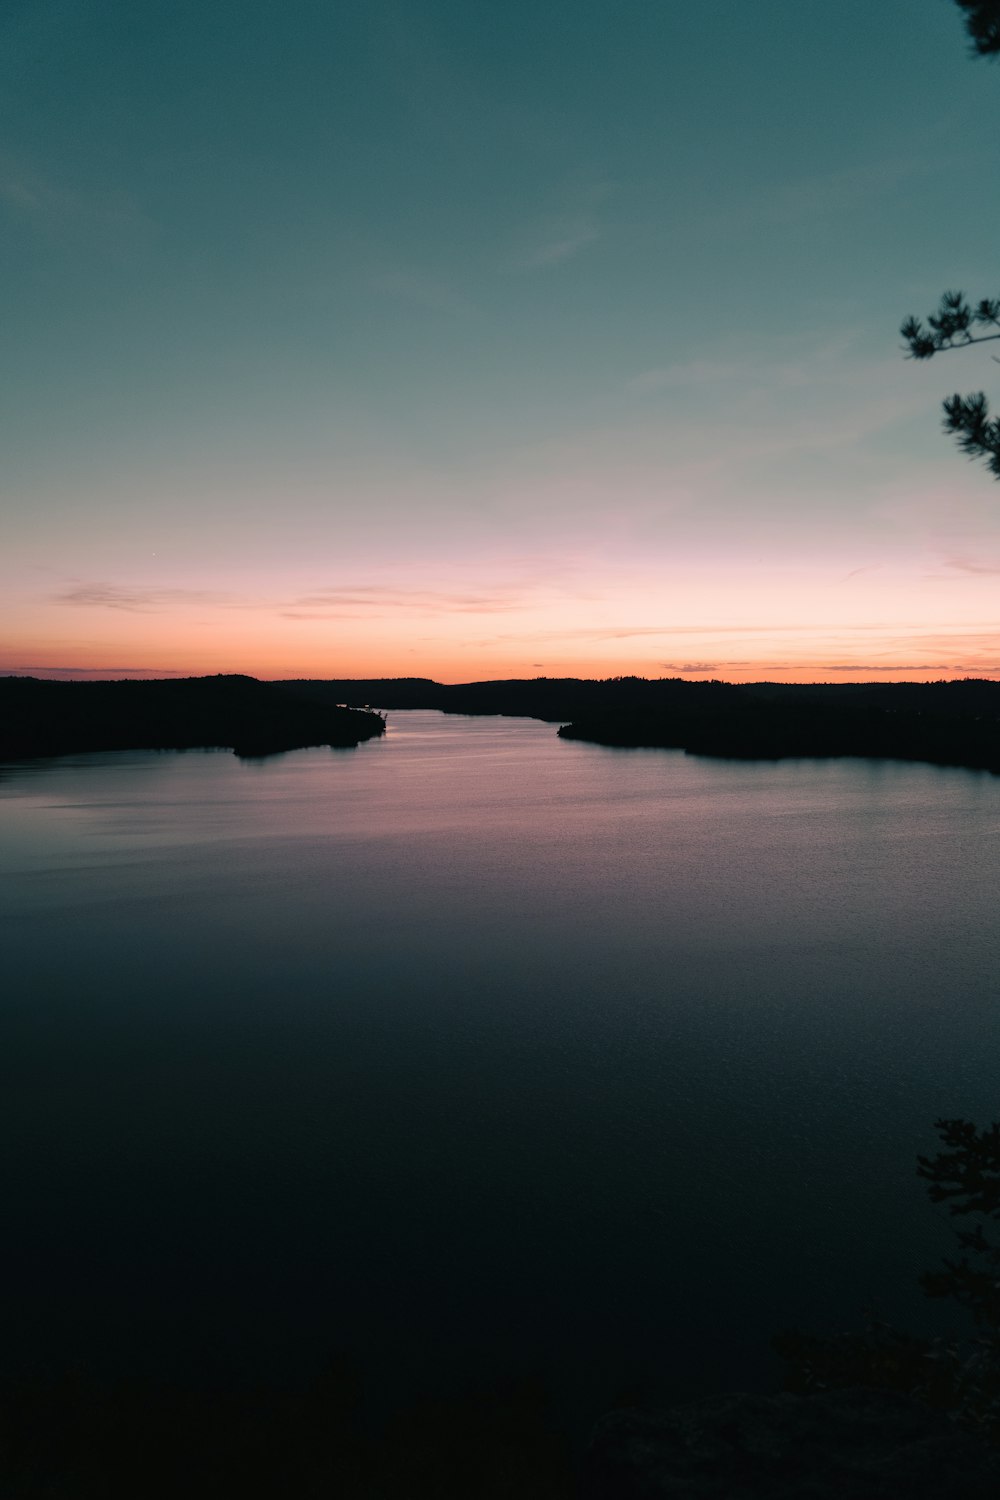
[1, 711, 999, 1436]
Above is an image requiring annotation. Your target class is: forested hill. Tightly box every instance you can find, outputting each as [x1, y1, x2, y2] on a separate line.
[282, 674, 1000, 720]
[284, 675, 1000, 774]
[554, 679, 1000, 773]
[4, 673, 999, 773]
[279, 674, 739, 720]
[0, 675, 385, 761]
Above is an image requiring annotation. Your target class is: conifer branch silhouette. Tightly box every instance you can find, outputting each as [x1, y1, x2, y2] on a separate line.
[954, 0, 1000, 57]
[897, 4, 1000, 478]
[900, 295, 1000, 479]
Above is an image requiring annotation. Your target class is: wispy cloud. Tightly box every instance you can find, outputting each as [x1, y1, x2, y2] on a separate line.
[1, 665, 187, 677]
[536, 621, 956, 642]
[55, 584, 228, 613]
[0, 156, 81, 218]
[822, 663, 943, 673]
[627, 360, 744, 394]
[669, 659, 1000, 679]
[619, 339, 930, 484]
[626, 335, 901, 401]
[946, 557, 1000, 576]
[0, 150, 150, 245]
[763, 153, 956, 226]
[54, 579, 534, 620]
[841, 565, 880, 582]
[489, 620, 1000, 655]
[663, 659, 958, 677]
[509, 178, 610, 271]
[516, 219, 600, 269]
[281, 584, 526, 619]
[665, 148, 957, 249]
[368, 269, 475, 316]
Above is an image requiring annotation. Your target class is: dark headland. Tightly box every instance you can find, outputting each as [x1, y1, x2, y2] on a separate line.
[285, 675, 1000, 774]
[0, 675, 385, 761]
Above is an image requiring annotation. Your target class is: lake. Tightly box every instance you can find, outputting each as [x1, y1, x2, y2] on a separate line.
[2, 709, 999, 1428]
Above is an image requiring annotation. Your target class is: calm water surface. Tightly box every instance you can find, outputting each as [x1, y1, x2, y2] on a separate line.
[2, 710, 1000, 1419]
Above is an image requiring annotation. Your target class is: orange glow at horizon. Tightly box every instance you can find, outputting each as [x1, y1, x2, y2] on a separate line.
[5, 631, 1000, 686]
[5, 552, 999, 685]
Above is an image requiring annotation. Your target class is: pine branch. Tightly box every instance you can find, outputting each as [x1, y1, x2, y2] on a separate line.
[901, 293, 1000, 360]
[943, 394, 1000, 479]
[954, 0, 1000, 57]
[917, 1118, 1000, 1216]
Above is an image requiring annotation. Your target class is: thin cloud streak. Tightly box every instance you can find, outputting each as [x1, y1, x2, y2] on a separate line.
[659, 661, 1000, 680]
[822, 663, 945, 672]
[53, 579, 543, 619]
[664, 147, 958, 249]
[55, 584, 230, 613]
[509, 179, 610, 270]
[496, 620, 1000, 645]
[368, 269, 476, 316]
[0, 150, 151, 244]
[516, 220, 600, 268]
[946, 558, 1000, 576]
[1, 665, 188, 677]
[290, 586, 526, 613]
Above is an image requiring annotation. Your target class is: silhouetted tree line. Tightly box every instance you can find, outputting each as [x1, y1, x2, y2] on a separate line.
[282, 674, 738, 723]
[280, 676, 1000, 774]
[6, 675, 998, 772]
[0, 675, 385, 761]
[557, 682, 1000, 774]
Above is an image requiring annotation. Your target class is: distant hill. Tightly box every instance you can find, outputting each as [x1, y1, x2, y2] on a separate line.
[0, 675, 385, 761]
[278, 674, 738, 721]
[283, 675, 1000, 774]
[555, 679, 1000, 774]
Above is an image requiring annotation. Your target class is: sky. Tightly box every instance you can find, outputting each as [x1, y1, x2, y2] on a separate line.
[2, 0, 999, 683]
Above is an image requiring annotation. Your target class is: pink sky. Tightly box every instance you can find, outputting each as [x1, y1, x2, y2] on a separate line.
[6, 541, 999, 684]
[3, 2, 999, 689]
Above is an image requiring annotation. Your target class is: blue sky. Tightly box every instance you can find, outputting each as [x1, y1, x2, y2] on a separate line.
[3, 0, 999, 679]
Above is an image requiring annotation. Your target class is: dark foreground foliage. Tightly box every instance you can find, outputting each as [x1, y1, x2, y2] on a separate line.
[0, 1368, 574, 1499]
[777, 1117, 1000, 1448]
[582, 1386, 1000, 1499]
[955, 0, 1000, 56]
